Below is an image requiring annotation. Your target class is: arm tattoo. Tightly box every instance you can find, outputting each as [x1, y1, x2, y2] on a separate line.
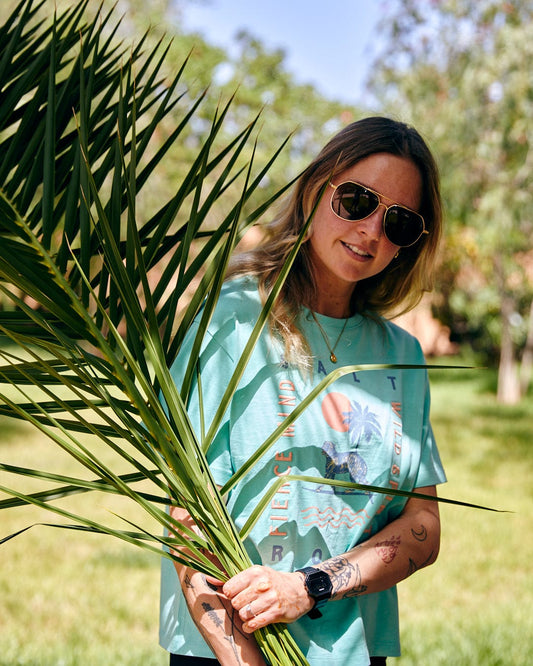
[407, 558, 418, 577]
[201, 602, 244, 664]
[375, 535, 401, 563]
[321, 555, 353, 594]
[343, 562, 368, 598]
[407, 550, 435, 577]
[419, 550, 435, 569]
[227, 605, 248, 641]
[184, 573, 194, 589]
[322, 555, 368, 598]
[225, 635, 242, 665]
[201, 602, 223, 630]
[200, 578, 249, 641]
[411, 524, 428, 542]
[201, 574, 219, 592]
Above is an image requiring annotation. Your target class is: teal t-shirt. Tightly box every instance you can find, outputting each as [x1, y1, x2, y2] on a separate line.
[160, 277, 446, 665]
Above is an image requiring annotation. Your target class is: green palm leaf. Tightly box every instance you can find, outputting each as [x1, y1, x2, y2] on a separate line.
[0, 1, 308, 662]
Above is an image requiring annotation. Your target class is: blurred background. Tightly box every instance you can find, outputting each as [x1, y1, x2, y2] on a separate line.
[1, 1, 531, 664]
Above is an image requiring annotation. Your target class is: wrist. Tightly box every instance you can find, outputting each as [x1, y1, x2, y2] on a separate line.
[295, 566, 333, 619]
[295, 571, 315, 613]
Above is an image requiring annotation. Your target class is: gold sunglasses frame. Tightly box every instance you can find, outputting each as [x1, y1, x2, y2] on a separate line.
[328, 181, 428, 247]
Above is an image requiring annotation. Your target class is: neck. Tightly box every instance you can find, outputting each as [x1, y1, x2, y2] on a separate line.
[311, 292, 353, 319]
[309, 271, 355, 317]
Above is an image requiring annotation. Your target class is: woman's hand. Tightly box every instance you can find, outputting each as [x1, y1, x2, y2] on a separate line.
[221, 565, 314, 633]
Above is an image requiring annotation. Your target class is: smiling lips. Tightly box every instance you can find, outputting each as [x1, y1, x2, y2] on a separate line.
[342, 240, 372, 259]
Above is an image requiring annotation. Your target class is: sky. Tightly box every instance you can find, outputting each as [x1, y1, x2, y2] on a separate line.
[179, 0, 384, 105]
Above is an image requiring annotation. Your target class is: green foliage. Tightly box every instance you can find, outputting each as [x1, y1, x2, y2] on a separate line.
[0, 1, 309, 663]
[69, 0, 354, 217]
[370, 0, 533, 397]
[1, 3, 454, 664]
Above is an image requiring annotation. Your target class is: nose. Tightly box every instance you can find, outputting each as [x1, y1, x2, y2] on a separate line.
[357, 204, 385, 242]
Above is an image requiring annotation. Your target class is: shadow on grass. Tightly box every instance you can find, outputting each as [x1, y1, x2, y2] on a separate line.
[473, 404, 533, 461]
[429, 359, 532, 465]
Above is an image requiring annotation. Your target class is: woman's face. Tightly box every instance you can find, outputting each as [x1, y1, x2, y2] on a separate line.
[307, 152, 422, 317]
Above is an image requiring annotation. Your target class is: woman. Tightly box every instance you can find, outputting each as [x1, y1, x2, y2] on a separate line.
[160, 116, 446, 665]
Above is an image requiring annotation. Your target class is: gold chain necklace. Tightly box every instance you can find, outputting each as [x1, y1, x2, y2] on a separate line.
[310, 312, 349, 363]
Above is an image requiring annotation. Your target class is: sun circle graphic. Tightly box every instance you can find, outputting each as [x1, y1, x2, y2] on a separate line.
[321, 392, 351, 432]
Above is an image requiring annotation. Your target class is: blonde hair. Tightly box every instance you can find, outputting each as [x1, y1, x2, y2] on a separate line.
[227, 116, 443, 365]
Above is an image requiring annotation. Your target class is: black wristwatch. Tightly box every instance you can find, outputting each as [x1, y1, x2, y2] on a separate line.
[296, 566, 333, 619]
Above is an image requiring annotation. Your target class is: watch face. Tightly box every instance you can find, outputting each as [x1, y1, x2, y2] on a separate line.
[308, 570, 332, 597]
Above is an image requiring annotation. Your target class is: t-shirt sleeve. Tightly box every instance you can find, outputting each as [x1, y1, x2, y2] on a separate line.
[414, 373, 447, 488]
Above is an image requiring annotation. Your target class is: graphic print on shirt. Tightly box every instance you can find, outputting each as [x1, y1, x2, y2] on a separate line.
[300, 389, 401, 541]
[266, 366, 405, 564]
[312, 391, 382, 494]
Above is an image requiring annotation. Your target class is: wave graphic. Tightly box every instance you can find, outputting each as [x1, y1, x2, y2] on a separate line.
[301, 505, 370, 530]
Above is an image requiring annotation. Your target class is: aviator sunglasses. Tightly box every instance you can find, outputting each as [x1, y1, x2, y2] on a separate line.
[329, 181, 428, 247]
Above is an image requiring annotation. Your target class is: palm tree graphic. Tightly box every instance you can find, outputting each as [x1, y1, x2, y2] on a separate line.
[343, 401, 382, 446]
[320, 401, 382, 491]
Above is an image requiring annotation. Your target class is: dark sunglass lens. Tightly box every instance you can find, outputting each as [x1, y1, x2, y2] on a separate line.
[384, 207, 424, 246]
[333, 183, 378, 220]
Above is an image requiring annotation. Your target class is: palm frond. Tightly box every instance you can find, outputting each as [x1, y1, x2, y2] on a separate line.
[0, 2, 309, 662]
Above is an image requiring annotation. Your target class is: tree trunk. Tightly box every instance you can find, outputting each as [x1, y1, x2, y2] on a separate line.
[497, 294, 521, 404]
[519, 299, 533, 397]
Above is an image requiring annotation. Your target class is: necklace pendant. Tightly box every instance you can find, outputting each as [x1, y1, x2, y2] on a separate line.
[330, 352, 337, 363]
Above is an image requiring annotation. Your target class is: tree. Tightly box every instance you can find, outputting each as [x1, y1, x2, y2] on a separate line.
[74, 0, 355, 207]
[369, 0, 533, 403]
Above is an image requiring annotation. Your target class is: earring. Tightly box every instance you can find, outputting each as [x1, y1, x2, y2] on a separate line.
[394, 250, 400, 259]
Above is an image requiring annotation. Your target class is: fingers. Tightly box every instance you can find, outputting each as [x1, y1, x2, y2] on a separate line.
[204, 575, 224, 587]
[245, 602, 259, 620]
[223, 567, 273, 618]
[222, 565, 270, 598]
[236, 595, 275, 633]
[222, 567, 273, 632]
[255, 576, 271, 592]
[240, 599, 272, 633]
[222, 566, 312, 633]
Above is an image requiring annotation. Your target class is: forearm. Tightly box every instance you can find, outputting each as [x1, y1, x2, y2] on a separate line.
[176, 565, 266, 665]
[317, 486, 441, 600]
[170, 505, 266, 665]
[222, 487, 441, 634]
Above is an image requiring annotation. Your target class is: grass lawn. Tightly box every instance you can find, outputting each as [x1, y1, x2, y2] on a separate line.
[390, 364, 533, 665]
[1, 360, 531, 665]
